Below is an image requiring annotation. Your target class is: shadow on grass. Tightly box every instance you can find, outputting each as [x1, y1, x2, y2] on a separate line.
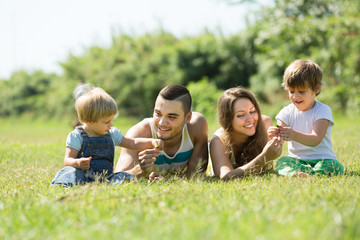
[343, 170, 360, 176]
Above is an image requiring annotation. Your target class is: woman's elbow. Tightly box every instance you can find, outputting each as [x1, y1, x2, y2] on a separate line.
[214, 169, 228, 180]
[219, 171, 236, 180]
[219, 173, 227, 180]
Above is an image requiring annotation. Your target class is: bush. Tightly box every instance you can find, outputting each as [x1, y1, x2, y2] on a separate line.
[187, 79, 222, 123]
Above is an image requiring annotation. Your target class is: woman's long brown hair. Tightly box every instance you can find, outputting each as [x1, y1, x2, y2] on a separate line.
[217, 87, 268, 167]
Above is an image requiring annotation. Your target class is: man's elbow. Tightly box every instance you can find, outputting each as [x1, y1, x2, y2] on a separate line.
[198, 157, 208, 172]
[187, 157, 208, 175]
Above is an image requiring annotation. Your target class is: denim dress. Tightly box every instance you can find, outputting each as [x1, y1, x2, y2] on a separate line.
[51, 126, 133, 187]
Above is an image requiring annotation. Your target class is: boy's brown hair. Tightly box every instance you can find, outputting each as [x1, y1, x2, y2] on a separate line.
[282, 59, 322, 96]
[74, 83, 118, 123]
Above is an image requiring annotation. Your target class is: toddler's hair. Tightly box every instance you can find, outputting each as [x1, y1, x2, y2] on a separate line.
[282, 59, 322, 96]
[73, 83, 118, 123]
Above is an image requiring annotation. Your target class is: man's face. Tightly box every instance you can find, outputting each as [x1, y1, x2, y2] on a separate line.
[153, 96, 191, 141]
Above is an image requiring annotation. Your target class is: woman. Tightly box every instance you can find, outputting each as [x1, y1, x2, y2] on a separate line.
[209, 87, 282, 179]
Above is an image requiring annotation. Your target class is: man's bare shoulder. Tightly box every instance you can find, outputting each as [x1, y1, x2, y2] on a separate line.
[187, 112, 208, 139]
[188, 112, 207, 127]
[125, 118, 152, 138]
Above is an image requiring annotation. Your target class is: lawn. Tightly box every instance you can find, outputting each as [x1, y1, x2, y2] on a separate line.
[0, 115, 359, 240]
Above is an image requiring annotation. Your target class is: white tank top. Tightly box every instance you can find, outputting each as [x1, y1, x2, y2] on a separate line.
[147, 118, 194, 172]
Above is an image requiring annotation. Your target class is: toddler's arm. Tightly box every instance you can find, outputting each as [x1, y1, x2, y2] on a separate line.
[64, 147, 91, 170]
[119, 137, 163, 151]
[279, 119, 329, 147]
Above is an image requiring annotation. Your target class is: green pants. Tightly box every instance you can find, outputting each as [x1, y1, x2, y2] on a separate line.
[275, 156, 344, 177]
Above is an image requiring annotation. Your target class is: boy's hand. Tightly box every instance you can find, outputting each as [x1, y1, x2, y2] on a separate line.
[279, 127, 295, 141]
[77, 156, 92, 170]
[152, 139, 164, 150]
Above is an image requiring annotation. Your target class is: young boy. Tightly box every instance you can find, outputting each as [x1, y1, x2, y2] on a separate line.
[51, 83, 162, 187]
[268, 59, 344, 178]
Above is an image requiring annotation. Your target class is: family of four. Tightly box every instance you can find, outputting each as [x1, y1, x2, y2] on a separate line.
[51, 59, 344, 187]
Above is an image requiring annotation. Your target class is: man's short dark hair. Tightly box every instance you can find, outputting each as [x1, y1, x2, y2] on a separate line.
[159, 85, 192, 114]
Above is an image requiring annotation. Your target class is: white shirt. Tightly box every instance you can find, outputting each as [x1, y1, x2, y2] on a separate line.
[276, 101, 337, 160]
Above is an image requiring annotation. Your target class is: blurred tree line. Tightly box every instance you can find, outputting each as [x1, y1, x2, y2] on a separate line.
[0, 0, 359, 122]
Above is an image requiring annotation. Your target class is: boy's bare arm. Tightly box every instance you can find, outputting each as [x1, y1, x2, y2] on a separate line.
[279, 119, 329, 147]
[119, 136, 162, 151]
[64, 146, 91, 170]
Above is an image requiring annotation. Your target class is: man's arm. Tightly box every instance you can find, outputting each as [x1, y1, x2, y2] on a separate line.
[114, 119, 156, 176]
[186, 112, 209, 177]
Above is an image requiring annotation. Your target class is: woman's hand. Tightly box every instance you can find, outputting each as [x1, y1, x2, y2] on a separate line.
[263, 138, 282, 161]
[267, 126, 280, 140]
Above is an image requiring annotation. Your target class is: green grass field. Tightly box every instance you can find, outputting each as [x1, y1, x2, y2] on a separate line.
[0, 115, 359, 240]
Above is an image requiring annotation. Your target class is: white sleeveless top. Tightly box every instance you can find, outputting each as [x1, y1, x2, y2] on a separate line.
[147, 118, 194, 172]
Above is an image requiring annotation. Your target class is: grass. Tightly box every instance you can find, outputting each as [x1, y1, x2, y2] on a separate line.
[0, 115, 359, 240]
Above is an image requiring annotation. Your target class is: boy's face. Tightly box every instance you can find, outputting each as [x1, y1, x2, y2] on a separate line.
[85, 114, 115, 136]
[153, 96, 191, 141]
[288, 86, 317, 111]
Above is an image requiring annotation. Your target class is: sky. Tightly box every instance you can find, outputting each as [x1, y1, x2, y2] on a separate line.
[0, 0, 273, 79]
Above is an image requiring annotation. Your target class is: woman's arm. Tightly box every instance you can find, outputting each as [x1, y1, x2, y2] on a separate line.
[210, 133, 282, 180]
[209, 135, 245, 180]
[239, 138, 282, 174]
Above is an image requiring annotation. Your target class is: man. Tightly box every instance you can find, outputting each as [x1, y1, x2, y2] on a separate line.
[115, 85, 208, 179]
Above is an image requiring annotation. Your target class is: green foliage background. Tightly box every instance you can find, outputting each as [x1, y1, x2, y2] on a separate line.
[0, 0, 359, 120]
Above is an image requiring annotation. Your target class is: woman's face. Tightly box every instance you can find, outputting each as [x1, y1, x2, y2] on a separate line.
[231, 98, 258, 137]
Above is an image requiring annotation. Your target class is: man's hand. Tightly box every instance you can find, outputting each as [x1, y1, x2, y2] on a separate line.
[138, 148, 160, 173]
[149, 172, 162, 181]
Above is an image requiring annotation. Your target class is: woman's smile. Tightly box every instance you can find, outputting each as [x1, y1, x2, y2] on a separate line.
[243, 123, 255, 129]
